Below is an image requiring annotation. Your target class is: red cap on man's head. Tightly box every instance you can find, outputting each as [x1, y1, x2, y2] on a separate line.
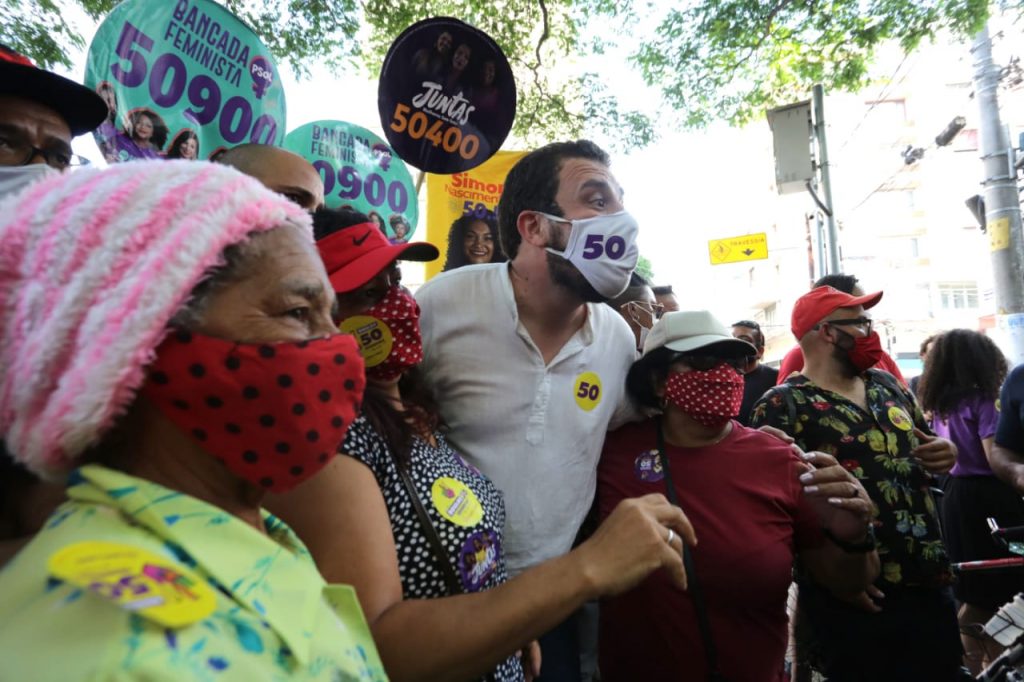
[0, 45, 107, 136]
[791, 286, 883, 340]
[316, 223, 438, 293]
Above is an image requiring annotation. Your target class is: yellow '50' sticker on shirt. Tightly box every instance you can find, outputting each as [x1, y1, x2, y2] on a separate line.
[48, 541, 216, 628]
[339, 315, 393, 367]
[431, 477, 483, 527]
[573, 372, 603, 411]
[888, 406, 913, 431]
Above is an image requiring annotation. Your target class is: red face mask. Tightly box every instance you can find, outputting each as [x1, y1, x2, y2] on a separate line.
[141, 331, 365, 492]
[341, 285, 423, 383]
[837, 329, 885, 372]
[664, 363, 744, 429]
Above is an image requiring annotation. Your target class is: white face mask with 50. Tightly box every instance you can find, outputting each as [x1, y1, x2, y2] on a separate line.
[539, 210, 640, 299]
[0, 164, 58, 202]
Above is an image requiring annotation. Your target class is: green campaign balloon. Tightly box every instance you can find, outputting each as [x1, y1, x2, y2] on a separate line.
[85, 0, 287, 163]
[284, 120, 419, 243]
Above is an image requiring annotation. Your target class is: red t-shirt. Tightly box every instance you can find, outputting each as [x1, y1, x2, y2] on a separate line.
[776, 345, 907, 386]
[597, 420, 824, 682]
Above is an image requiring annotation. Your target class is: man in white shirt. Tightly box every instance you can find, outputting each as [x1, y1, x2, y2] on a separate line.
[417, 140, 640, 680]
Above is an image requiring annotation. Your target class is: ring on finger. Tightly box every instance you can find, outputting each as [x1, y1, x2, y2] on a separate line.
[666, 529, 675, 544]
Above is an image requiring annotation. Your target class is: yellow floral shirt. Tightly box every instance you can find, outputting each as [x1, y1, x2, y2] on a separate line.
[0, 464, 387, 681]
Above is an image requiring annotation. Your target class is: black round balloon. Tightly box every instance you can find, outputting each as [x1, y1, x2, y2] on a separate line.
[378, 17, 517, 174]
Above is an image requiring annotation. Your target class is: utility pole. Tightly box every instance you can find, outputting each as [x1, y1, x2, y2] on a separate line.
[812, 85, 841, 274]
[973, 23, 1024, 364]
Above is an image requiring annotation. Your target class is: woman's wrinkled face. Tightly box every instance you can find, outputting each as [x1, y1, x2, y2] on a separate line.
[463, 221, 493, 264]
[180, 136, 198, 159]
[191, 223, 338, 344]
[134, 115, 153, 142]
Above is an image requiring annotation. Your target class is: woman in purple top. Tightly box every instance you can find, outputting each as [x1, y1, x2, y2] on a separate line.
[111, 109, 168, 161]
[919, 329, 1023, 673]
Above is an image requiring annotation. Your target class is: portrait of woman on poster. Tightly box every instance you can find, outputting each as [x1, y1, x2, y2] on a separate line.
[112, 108, 168, 161]
[444, 43, 473, 93]
[442, 215, 504, 271]
[472, 60, 500, 111]
[94, 82, 119, 162]
[389, 214, 411, 243]
[165, 129, 199, 160]
[368, 211, 388, 236]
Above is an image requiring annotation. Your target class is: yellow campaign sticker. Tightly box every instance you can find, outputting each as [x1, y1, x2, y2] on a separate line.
[48, 541, 216, 628]
[339, 315, 393, 367]
[888, 406, 913, 431]
[573, 371, 603, 411]
[997, 398, 1002, 412]
[430, 477, 483, 527]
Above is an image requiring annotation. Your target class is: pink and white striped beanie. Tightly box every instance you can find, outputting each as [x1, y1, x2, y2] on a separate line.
[0, 160, 311, 479]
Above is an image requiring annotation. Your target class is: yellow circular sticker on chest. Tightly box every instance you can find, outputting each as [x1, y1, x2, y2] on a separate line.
[888, 406, 913, 431]
[339, 315, 393, 367]
[431, 477, 483, 527]
[47, 541, 216, 628]
[573, 371, 603, 411]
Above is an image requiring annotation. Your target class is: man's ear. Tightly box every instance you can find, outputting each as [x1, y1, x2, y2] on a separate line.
[517, 211, 548, 248]
[756, 346, 766, 360]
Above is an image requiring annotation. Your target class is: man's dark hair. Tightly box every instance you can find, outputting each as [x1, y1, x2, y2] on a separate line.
[312, 206, 370, 241]
[608, 271, 652, 311]
[813, 273, 859, 294]
[496, 140, 610, 260]
[651, 284, 674, 296]
[733, 320, 764, 348]
[918, 329, 1007, 418]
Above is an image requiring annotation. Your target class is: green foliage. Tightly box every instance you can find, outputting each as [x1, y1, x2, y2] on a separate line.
[632, 0, 994, 128]
[635, 254, 654, 281]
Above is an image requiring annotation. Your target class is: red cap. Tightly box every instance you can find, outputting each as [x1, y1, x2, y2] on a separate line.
[791, 286, 883, 339]
[316, 223, 439, 293]
[0, 44, 107, 136]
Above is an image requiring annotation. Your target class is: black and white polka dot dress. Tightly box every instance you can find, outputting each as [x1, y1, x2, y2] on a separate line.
[341, 416, 523, 682]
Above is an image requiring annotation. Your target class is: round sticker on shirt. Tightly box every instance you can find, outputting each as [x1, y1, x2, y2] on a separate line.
[339, 315, 393, 367]
[377, 17, 517, 173]
[634, 449, 664, 483]
[458, 529, 500, 592]
[48, 541, 216, 628]
[888, 406, 913, 431]
[431, 477, 484, 527]
[573, 372, 603, 411]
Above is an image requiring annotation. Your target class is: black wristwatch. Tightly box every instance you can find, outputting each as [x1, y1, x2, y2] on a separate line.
[823, 525, 877, 553]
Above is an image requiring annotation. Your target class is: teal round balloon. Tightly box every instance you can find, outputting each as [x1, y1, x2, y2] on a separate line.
[284, 120, 419, 242]
[85, 0, 287, 163]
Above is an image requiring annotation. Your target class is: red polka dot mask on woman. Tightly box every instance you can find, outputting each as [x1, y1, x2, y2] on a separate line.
[141, 331, 366, 492]
[361, 285, 423, 383]
[664, 363, 744, 429]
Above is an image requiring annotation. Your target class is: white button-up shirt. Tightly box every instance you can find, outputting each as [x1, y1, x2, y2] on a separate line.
[416, 263, 636, 574]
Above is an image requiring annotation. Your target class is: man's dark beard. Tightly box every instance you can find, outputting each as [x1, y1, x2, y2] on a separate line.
[831, 341, 860, 378]
[546, 252, 605, 303]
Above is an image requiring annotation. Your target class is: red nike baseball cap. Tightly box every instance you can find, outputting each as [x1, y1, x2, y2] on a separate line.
[791, 286, 883, 339]
[316, 222, 439, 293]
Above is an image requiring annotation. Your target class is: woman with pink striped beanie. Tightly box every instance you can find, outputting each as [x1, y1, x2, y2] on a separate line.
[0, 160, 387, 681]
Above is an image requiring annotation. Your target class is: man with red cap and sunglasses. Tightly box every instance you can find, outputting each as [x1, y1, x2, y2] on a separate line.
[751, 286, 962, 681]
[0, 45, 106, 199]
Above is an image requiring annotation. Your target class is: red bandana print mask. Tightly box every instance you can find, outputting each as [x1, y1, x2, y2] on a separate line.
[359, 285, 423, 382]
[141, 331, 366, 492]
[664, 363, 744, 429]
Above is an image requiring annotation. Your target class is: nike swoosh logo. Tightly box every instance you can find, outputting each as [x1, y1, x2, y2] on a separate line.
[353, 231, 372, 246]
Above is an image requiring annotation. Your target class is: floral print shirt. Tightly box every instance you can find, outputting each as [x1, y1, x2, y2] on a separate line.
[751, 374, 952, 588]
[0, 464, 387, 682]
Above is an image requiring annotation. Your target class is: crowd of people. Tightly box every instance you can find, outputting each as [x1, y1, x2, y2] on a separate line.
[3, 44, 1024, 682]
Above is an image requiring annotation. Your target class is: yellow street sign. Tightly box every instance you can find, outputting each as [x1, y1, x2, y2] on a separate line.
[708, 233, 769, 265]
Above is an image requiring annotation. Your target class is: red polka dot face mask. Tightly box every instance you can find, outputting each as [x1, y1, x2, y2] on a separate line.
[663, 363, 744, 430]
[141, 331, 366, 493]
[360, 285, 423, 383]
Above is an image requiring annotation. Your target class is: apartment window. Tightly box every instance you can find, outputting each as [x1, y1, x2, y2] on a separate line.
[938, 282, 979, 310]
[764, 303, 778, 328]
